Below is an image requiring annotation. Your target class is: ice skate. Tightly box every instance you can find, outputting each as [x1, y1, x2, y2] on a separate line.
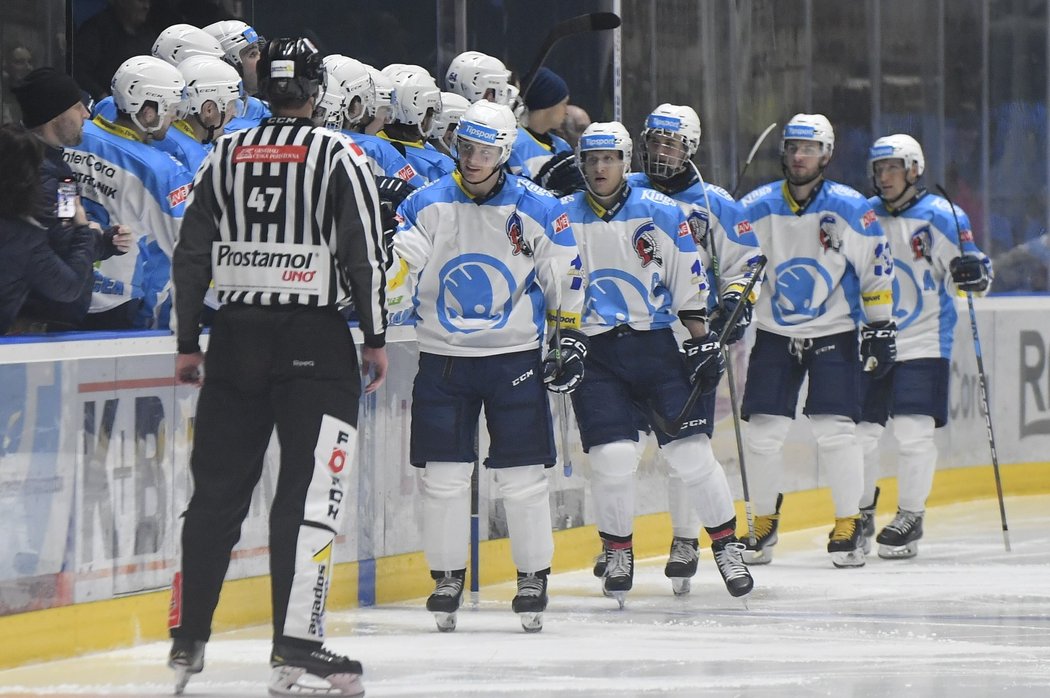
[827, 515, 866, 568]
[512, 569, 548, 633]
[663, 537, 699, 596]
[740, 493, 782, 565]
[168, 638, 205, 695]
[426, 569, 465, 632]
[859, 486, 880, 554]
[602, 545, 634, 609]
[592, 545, 607, 578]
[877, 509, 923, 559]
[711, 538, 754, 600]
[268, 642, 364, 696]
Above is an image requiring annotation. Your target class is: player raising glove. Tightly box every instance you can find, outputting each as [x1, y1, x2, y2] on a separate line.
[949, 255, 990, 294]
[708, 291, 752, 345]
[683, 332, 725, 394]
[535, 151, 586, 197]
[375, 176, 415, 266]
[542, 328, 589, 393]
[860, 320, 898, 379]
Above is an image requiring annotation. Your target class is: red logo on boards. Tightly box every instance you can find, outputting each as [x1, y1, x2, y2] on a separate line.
[233, 145, 309, 163]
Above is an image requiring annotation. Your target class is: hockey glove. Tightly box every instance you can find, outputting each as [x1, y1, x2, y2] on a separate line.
[535, 151, 586, 197]
[860, 320, 898, 379]
[375, 176, 415, 208]
[949, 255, 990, 293]
[683, 333, 726, 395]
[542, 328, 589, 394]
[708, 291, 753, 345]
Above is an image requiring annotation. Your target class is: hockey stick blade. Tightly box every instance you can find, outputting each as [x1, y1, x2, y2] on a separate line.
[650, 255, 767, 438]
[521, 12, 621, 98]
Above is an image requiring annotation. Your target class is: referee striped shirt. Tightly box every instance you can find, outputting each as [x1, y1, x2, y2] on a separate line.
[173, 116, 387, 353]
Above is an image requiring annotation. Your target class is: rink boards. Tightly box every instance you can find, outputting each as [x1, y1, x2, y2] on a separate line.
[0, 297, 1048, 668]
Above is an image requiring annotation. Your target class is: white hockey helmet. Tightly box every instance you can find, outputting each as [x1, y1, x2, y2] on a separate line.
[177, 55, 245, 120]
[639, 103, 702, 179]
[364, 65, 394, 121]
[577, 121, 633, 175]
[317, 55, 373, 128]
[152, 24, 224, 66]
[454, 100, 517, 166]
[432, 91, 471, 138]
[781, 113, 834, 156]
[201, 20, 261, 69]
[382, 63, 433, 85]
[445, 51, 512, 105]
[391, 73, 442, 135]
[111, 55, 187, 135]
[869, 133, 925, 177]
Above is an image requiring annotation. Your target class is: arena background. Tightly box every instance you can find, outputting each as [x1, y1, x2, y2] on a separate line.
[1, 0, 1049, 669]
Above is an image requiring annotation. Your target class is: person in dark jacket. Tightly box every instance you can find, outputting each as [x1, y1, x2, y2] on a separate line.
[0, 124, 98, 335]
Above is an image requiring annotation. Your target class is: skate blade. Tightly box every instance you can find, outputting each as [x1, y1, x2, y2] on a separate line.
[519, 612, 543, 633]
[268, 666, 364, 697]
[878, 542, 918, 559]
[830, 549, 867, 568]
[741, 548, 774, 565]
[433, 611, 457, 632]
[670, 577, 692, 596]
[611, 591, 627, 610]
[173, 667, 192, 695]
[861, 536, 873, 555]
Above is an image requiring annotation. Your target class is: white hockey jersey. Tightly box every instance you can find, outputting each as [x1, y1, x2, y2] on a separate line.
[742, 179, 894, 338]
[561, 185, 708, 336]
[391, 170, 585, 356]
[870, 190, 992, 361]
[629, 172, 763, 306]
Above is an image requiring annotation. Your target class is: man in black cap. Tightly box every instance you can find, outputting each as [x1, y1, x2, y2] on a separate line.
[507, 66, 584, 196]
[11, 67, 131, 331]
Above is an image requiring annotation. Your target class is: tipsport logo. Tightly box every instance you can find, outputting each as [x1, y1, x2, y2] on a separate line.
[784, 124, 817, 139]
[646, 114, 681, 131]
[869, 144, 895, 160]
[580, 134, 616, 150]
[459, 120, 499, 144]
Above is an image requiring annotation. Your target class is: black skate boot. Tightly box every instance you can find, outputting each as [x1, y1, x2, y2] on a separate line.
[512, 569, 549, 633]
[426, 568, 466, 632]
[602, 543, 634, 609]
[740, 493, 783, 565]
[876, 509, 924, 559]
[592, 542, 607, 578]
[268, 642, 364, 697]
[827, 515, 866, 568]
[664, 537, 699, 596]
[711, 537, 755, 599]
[859, 486, 880, 553]
[168, 637, 205, 695]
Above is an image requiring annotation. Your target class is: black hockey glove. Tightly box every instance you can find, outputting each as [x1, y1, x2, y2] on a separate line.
[535, 151, 586, 197]
[860, 320, 898, 379]
[683, 332, 726, 395]
[708, 291, 752, 345]
[949, 255, 990, 293]
[375, 175, 415, 208]
[542, 328, 589, 394]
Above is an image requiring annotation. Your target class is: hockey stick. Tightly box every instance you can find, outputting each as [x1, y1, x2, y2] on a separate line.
[549, 261, 574, 477]
[730, 122, 778, 199]
[519, 12, 622, 101]
[935, 184, 1010, 552]
[689, 160, 758, 545]
[470, 428, 481, 606]
[650, 254, 767, 439]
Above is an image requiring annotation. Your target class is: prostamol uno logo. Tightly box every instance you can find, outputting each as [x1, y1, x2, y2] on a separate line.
[459, 120, 498, 143]
[215, 244, 315, 269]
[646, 114, 681, 130]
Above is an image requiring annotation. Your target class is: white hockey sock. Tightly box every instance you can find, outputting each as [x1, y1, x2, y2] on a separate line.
[894, 414, 937, 512]
[588, 440, 638, 538]
[743, 414, 792, 515]
[811, 415, 863, 518]
[662, 434, 735, 529]
[421, 461, 474, 571]
[857, 420, 885, 509]
[494, 464, 554, 573]
[667, 472, 701, 538]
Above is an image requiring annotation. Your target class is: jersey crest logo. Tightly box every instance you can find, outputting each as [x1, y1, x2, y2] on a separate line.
[818, 214, 841, 252]
[861, 209, 877, 229]
[687, 209, 709, 247]
[911, 225, 932, 261]
[959, 227, 974, 243]
[506, 212, 532, 256]
[632, 221, 663, 267]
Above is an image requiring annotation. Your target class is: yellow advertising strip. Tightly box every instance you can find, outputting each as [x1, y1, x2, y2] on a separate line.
[1, 461, 1045, 670]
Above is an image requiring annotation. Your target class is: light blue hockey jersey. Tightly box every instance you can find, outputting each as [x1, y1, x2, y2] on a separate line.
[870, 190, 992, 360]
[93, 97, 208, 175]
[742, 179, 894, 338]
[343, 130, 426, 187]
[507, 128, 572, 180]
[378, 133, 455, 183]
[65, 116, 193, 328]
[223, 96, 271, 133]
[561, 185, 708, 336]
[629, 172, 762, 307]
[391, 171, 585, 356]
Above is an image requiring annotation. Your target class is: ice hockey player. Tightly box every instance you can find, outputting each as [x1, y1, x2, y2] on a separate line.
[429, 91, 470, 155]
[509, 67, 583, 197]
[858, 134, 992, 559]
[379, 71, 454, 182]
[622, 103, 762, 594]
[358, 65, 394, 136]
[561, 122, 754, 608]
[201, 19, 272, 132]
[389, 100, 586, 632]
[738, 113, 896, 568]
[170, 55, 244, 173]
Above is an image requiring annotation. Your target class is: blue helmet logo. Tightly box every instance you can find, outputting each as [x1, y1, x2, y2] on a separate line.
[770, 259, 834, 325]
[436, 254, 517, 334]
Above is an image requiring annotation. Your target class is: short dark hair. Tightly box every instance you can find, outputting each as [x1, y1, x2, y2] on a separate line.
[0, 124, 43, 218]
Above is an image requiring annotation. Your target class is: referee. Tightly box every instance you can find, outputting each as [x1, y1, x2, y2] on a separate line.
[168, 37, 386, 697]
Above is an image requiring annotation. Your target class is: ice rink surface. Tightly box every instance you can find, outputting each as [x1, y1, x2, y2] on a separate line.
[1, 494, 1047, 698]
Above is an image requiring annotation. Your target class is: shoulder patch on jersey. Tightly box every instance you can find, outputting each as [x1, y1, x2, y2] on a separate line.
[553, 212, 570, 233]
[233, 144, 308, 163]
[348, 141, 364, 157]
[639, 188, 677, 207]
[677, 220, 691, 238]
[735, 219, 753, 236]
[861, 209, 877, 229]
[397, 163, 417, 182]
[741, 184, 774, 207]
[168, 183, 192, 208]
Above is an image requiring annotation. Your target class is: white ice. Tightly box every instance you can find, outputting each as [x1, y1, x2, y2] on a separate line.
[1, 495, 1048, 697]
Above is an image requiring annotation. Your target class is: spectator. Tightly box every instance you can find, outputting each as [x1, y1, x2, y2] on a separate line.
[0, 124, 98, 335]
[2, 44, 34, 124]
[74, 0, 157, 101]
[555, 103, 591, 148]
[11, 67, 131, 331]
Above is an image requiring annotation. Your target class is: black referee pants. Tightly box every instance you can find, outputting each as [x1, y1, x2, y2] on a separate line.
[169, 304, 361, 648]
